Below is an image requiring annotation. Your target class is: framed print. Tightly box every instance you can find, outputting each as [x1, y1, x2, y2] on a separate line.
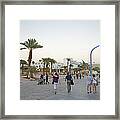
[0, 0, 119, 119]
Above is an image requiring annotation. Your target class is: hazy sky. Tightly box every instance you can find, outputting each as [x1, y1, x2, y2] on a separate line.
[20, 20, 100, 64]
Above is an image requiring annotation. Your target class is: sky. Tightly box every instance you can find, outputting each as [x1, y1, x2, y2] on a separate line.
[20, 20, 100, 64]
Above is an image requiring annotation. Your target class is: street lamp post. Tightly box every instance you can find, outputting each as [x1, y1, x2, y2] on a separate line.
[90, 45, 100, 80]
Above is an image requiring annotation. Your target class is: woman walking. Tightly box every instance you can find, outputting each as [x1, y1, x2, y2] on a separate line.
[52, 72, 59, 94]
[65, 72, 73, 93]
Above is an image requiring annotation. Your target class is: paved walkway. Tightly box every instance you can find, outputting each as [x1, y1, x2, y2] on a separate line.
[20, 75, 100, 100]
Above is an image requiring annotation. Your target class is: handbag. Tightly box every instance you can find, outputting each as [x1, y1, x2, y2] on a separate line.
[71, 80, 74, 85]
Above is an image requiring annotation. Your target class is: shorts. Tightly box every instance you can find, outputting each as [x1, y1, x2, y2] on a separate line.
[54, 82, 58, 90]
[93, 83, 96, 86]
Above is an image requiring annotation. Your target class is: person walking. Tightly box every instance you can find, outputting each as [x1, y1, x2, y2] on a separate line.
[82, 73, 84, 78]
[76, 73, 79, 79]
[37, 74, 44, 85]
[43, 73, 46, 84]
[45, 73, 49, 84]
[92, 74, 97, 93]
[79, 73, 81, 79]
[87, 75, 92, 94]
[73, 74, 76, 79]
[65, 72, 73, 93]
[52, 72, 59, 94]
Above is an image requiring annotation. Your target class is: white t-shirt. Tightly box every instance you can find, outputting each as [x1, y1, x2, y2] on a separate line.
[93, 78, 97, 84]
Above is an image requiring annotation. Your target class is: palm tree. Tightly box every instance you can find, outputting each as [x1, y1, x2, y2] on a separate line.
[81, 60, 89, 75]
[26, 66, 37, 79]
[20, 38, 43, 67]
[41, 58, 57, 74]
[42, 58, 50, 73]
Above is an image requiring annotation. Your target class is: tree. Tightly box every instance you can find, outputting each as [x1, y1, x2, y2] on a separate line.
[20, 59, 28, 74]
[42, 58, 50, 73]
[81, 60, 89, 75]
[48, 58, 56, 74]
[26, 66, 37, 79]
[20, 38, 43, 67]
[42, 58, 56, 74]
[20, 59, 27, 67]
[92, 66, 100, 73]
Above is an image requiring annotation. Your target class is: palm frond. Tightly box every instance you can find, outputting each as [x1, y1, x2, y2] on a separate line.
[20, 42, 28, 48]
[20, 48, 27, 50]
[36, 45, 43, 48]
[20, 59, 28, 65]
[82, 60, 86, 64]
[20, 43, 25, 45]
[33, 39, 36, 43]
[20, 38, 43, 49]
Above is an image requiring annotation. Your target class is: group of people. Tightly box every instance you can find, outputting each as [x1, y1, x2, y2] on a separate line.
[37, 72, 99, 95]
[52, 72, 74, 94]
[37, 72, 74, 94]
[87, 74, 99, 94]
[37, 73, 49, 85]
[73, 73, 82, 79]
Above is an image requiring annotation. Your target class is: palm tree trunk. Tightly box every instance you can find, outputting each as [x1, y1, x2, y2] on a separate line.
[28, 48, 32, 66]
[28, 48, 32, 78]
